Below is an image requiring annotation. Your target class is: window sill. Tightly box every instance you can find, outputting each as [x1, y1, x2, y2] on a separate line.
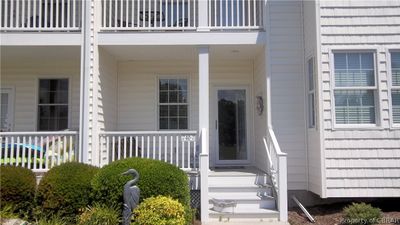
[332, 124, 383, 131]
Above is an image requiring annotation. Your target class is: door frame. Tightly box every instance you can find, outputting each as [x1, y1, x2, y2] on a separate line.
[1, 87, 15, 132]
[212, 85, 251, 166]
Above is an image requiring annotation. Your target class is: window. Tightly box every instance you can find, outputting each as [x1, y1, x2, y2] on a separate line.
[307, 58, 316, 128]
[158, 78, 188, 130]
[391, 52, 400, 124]
[38, 79, 69, 131]
[333, 52, 377, 125]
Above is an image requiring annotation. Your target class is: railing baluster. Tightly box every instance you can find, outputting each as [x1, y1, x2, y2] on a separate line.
[123, 136, 127, 158]
[187, 141, 190, 169]
[158, 135, 162, 160]
[16, 0, 20, 28]
[117, 136, 121, 160]
[170, 136, 173, 164]
[193, 138, 197, 169]
[135, 136, 139, 157]
[33, 136, 38, 169]
[111, 136, 115, 162]
[176, 135, 179, 167]
[129, 136, 133, 157]
[164, 136, 167, 162]
[4, 136, 9, 165]
[152, 135, 156, 159]
[181, 136, 184, 168]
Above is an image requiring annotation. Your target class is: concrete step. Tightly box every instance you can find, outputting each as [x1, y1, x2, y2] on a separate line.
[209, 204, 279, 221]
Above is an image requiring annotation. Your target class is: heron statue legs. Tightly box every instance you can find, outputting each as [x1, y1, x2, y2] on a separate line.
[121, 169, 140, 225]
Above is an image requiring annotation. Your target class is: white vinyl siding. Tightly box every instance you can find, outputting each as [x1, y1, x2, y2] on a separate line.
[319, 0, 400, 197]
[307, 58, 316, 128]
[333, 52, 377, 125]
[390, 52, 400, 124]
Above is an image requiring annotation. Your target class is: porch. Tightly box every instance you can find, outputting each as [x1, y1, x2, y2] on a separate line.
[0, 46, 82, 171]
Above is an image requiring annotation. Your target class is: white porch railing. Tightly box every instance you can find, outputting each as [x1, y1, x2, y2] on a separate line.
[101, 0, 198, 31]
[263, 127, 288, 222]
[99, 131, 198, 170]
[100, 0, 263, 31]
[0, 131, 79, 172]
[0, 0, 82, 31]
[208, 0, 263, 30]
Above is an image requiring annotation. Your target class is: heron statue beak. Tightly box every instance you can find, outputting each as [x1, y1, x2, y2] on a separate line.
[121, 171, 130, 176]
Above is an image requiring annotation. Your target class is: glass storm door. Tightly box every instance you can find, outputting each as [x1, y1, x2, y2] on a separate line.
[216, 88, 248, 163]
[0, 88, 14, 132]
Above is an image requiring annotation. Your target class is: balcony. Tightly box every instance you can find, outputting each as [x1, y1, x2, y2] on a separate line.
[0, 0, 82, 32]
[100, 0, 263, 31]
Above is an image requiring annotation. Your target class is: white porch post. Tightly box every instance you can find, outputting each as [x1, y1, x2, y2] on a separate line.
[198, 46, 209, 222]
[197, 0, 209, 31]
[79, 0, 91, 163]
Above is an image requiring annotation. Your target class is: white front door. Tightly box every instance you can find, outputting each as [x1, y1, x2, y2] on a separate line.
[213, 87, 250, 165]
[0, 88, 14, 132]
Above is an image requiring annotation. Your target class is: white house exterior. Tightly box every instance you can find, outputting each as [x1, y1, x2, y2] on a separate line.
[1, 0, 400, 224]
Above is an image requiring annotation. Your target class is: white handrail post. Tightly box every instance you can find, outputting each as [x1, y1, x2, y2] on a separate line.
[199, 128, 209, 222]
[278, 153, 288, 222]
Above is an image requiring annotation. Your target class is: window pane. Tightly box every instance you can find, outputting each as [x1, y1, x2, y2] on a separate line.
[347, 53, 360, 70]
[392, 90, 400, 124]
[160, 105, 168, 117]
[160, 118, 168, 129]
[334, 53, 375, 87]
[308, 93, 315, 128]
[334, 53, 347, 70]
[308, 58, 314, 91]
[169, 79, 178, 91]
[160, 79, 169, 91]
[169, 91, 178, 103]
[392, 52, 400, 86]
[159, 91, 168, 103]
[169, 105, 178, 117]
[335, 90, 375, 124]
[178, 118, 188, 129]
[178, 105, 188, 117]
[179, 79, 188, 91]
[178, 91, 188, 103]
[169, 118, 178, 129]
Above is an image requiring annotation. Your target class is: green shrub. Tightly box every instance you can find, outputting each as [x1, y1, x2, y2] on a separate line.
[133, 196, 185, 225]
[343, 202, 382, 225]
[0, 165, 36, 216]
[36, 162, 99, 222]
[91, 157, 190, 208]
[0, 204, 19, 219]
[77, 203, 120, 225]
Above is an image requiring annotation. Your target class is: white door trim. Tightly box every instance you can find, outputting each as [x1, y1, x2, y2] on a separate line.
[1, 87, 15, 132]
[212, 85, 251, 166]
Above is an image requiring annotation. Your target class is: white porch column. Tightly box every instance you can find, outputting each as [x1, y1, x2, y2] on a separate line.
[197, 0, 209, 31]
[198, 46, 209, 222]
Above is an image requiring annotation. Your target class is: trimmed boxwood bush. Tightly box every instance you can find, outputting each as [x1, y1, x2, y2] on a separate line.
[343, 202, 382, 225]
[91, 157, 190, 209]
[36, 162, 99, 221]
[133, 196, 185, 225]
[0, 165, 36, 216]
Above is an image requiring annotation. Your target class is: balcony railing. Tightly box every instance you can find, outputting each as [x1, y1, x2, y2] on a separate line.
[0, 0, 82, 31]
[100, 0, 263, 31]
[99, 131, 198, 170]
[101, 0, 198, 31]
[0, 131, 79, 172]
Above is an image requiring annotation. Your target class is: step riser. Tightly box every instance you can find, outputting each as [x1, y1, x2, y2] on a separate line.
[208, 176, 269, 187]
[208, 199, 276, 209]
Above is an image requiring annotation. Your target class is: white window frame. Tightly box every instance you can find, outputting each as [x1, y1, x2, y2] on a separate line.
[331, 50, 380, 129]
[36, 78, 70, 131]
[156, 75, 190, 130]
[307, 57, 316, 129]
[389, 50, 400, 128]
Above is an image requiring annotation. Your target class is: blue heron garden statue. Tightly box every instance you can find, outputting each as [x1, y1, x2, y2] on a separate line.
[121, 169, 140, 225]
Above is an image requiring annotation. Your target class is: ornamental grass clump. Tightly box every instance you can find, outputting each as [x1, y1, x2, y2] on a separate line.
[343, 202, 382, 225]
[133, 196, 185, 225]
[77, 203, 120, 225]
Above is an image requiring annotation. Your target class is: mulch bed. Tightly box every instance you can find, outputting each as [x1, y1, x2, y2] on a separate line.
[289, 200, 400, 225]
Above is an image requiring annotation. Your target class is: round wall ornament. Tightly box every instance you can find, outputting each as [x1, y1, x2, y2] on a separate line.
[256, 96, 264, 116]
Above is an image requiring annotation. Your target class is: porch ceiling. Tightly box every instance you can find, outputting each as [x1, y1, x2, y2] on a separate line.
[101, 45, 263, 61]
[1, 46, 81, 65]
